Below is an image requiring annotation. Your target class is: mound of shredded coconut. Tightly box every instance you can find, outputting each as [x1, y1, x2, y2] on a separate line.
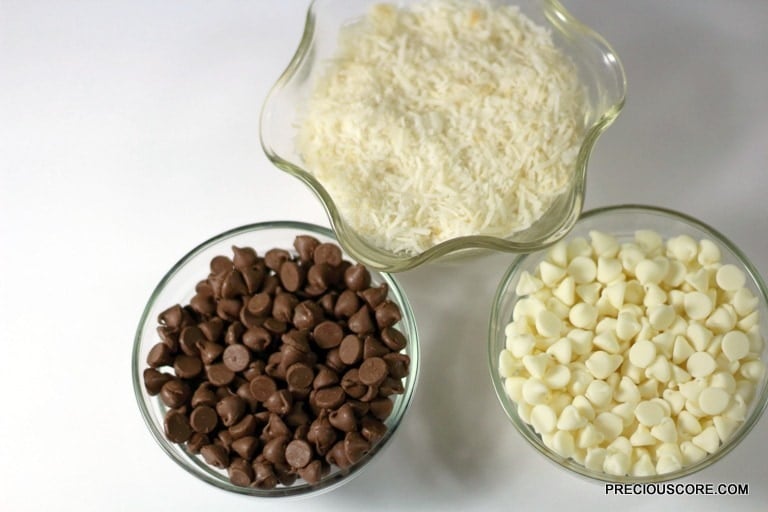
[297, 0, 586, 255]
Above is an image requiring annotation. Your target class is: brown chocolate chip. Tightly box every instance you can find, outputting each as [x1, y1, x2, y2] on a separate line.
[228, 457, 255, 487]
[239, 305, 264, 329]
[333, 290, 360, 318]
[249, 375, 277, 402]
[344, 264, 371, 292]
[241, 265, 265, 294]
[164, 409, 192, 443]
[190, 405, 218, 434]
[223, 344, 251, 372]
[375, 300, 402, 328]
[318, 292, 337, 315]
[307, 416, 337, 456]
[262, 413, 291, 442]
[242, 360, 266, 381]
[297, 459, 326, 485]
[190, 292, 216, 316]
[222, 270, 248, 299]
[187, 432, 210, 454]
[262, 436, 288, 465]
[159, 379, 191, 409]
[247, 292, 272, 316]
[363, 336, 390, 359]
[292, 301, 324, 330]
[264, 352, 285, 380]
[147, 342, 174, 368]
[360, 416, 388, 444]
[347, 399, 370, 418]
[293, 235, 320, 263]
[324, 348, 346, 373]
[157, 326, 179, 352]
[236, 382, 260, 410]
[285, 439, 313, 469]
[359, 283, 389, 309]
[383, 352, 410, 379]
[279, 260, 305, 292]
[313, 321, 344, 349]
[282, 329, 310, 353]
[313, 364, 339, 390]
[232, 246, 258, 270]
[174, 354, 203, 379]
[201, 443, 229, 469]
[143, 368, 173, 395]
[217, 429, 234, 450]
[280, 344, 308, 370]
[191, 382, 217, 408]
[179, 326, 205, 356]
[216, 395, 246, 427]
[262, 317, 287, 335]
[359, 357, 388, 386]
[329, 403, 357, 433]
[286, 363, 314, 390]
[264, 248, 291, 272]
[231, 436, 260, 460]
[210, 255, 233, 275]
[285, 402, 310, 428]
[158, 304, 184, 329]
[326, 440, 352, 470]
[252, 460, 278, 489]
[206, 363, 235, 386]
[313, 243, 342, 266]
[261, 274, 281, 295]
[339, 335, 363, 365]
[272, 293, 299, 323]
[341, 368, 367, 399]
[359, 385, 380, 402]
[217, 298, 243, 322]
[381, 326, 407, 351]
[307, 263, 333, 291]
[195, 339, 224, 365]
[264, 389, 293, 415]
[199, 317, 224, 342]
[242, 326, 271, 352]
[348, 305, 374, 335]
[369, 397, 394, 420]
[224, 321, 245, 345]
[344, 431, 371, 464]
[229, 413, 258, 440]
[312, 386, 345, 410]
[378, 377, 405, 396]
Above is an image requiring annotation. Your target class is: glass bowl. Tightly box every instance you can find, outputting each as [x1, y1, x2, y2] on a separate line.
[260, 0, 627, 272]
[488, 205, 768, 482]
[132, 221, 420, 498]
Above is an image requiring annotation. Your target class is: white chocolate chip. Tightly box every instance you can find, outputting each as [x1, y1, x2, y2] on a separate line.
[597, 257, 623, 284]
[713, 415, 739, 443]
[584, 447, 607, 472]
[697, 239, 721, 266]
[535, 310, 562, 338]
[593, 412, 624, 442]
[568, 302, 598, 330]
[628, 339, 657, 368]
[539, 261, 566, 287]
[515, 271, 544, 296]
[593, 331, 620, 354]
[547, 240, 569, 267]
[731, 287, 758, 317]
[576, 282, 602, 305]
[578, 423, 605, 449]
[603, 452, 630, 476]
[568, 256, 597, 285]
[635, 230, 663, 255]
[651, 417, 678, 443]
[522, 378, 551, 405]
[677, 410, 702, 435]
[544, 364, 572, 390]
[635, 259, 665, 285]
[686, 322, 713, 352]
[530, 404, 558, 434]
[585, 379, 613, 409]
[616, 312, 641, 342]
[721, 330, 750, 362]
[680, 441, 707, 465]
[553, 276, 576, 306]
[666, 234, 698, 263]
[615, 376, 641, 404]
[716, 264, 747, 292]
[507, 333, 536, 358]
[504, 376, 527, 402]
[645, 355, 672, 383]
[656, 454, 682, 474]
[692, 426, 720, 454]
[739, 359, 766, 382]
[687, 351, 716, 378]
[635, 401, 666, 427]
[648, 304, 676, 331]
[684, 292, 714, 321]
[590, 230, 619, 258]
[685, 268, 710, 293]
[499, 350, 520, 378]
[567, 237, 592, 260]
[557, 405, 588, 431]
[629, 424, 655, 446]
[706, 306, 737, 334]
[585, 351, 623, 380]
[551, 430, 576, 458]
[632, 453, 657, 477]
[672, 335, 695, 365]
[546, 337, 573, 365]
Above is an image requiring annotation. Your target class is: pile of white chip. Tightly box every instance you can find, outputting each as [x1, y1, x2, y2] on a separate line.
[499, 229, 765, 477]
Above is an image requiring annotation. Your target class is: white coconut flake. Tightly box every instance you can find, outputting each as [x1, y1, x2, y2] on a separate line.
[297, 0, 586, 255]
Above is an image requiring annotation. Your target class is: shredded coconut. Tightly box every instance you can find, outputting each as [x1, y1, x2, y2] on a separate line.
[297, 0, 586, 255]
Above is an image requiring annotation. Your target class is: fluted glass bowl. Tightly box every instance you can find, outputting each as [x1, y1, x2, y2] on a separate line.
[260, 0, 626, 272]
[489, 205, 768, 483]
[132, 221, 420, 498]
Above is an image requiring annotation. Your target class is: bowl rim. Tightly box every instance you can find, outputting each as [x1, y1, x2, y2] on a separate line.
[488, 203, 768, 483]
[259, 0, 628, 272]
[131, 220, 421, 498]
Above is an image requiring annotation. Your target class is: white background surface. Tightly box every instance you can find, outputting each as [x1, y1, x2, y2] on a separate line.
[1, 1, 767, 511]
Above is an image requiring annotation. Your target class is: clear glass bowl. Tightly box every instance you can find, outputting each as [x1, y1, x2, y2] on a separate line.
[131, 221, 420, 498]
[488, 205, 768, 482]
[260, 0, 627, 272]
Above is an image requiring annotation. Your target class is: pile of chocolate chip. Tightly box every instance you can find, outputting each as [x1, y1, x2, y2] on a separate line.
[142, 235, 410, 489]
